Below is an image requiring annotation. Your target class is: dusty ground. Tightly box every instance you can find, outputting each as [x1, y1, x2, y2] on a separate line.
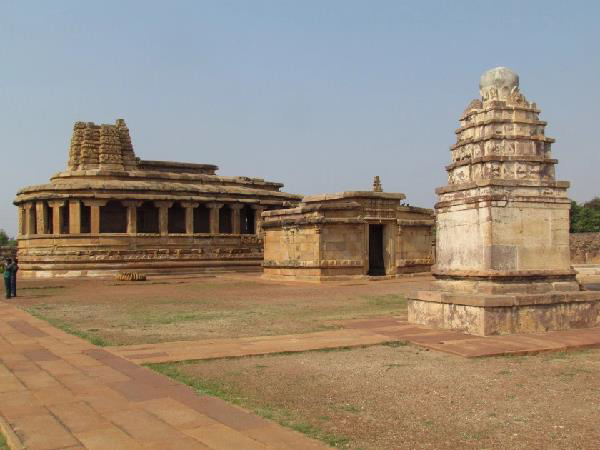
[13, 273, 433, 345]
[153, 345, 600, 449]
[10, 273, 600, 448]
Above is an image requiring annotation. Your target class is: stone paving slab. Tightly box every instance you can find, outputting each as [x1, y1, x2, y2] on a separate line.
[0, 303, 328, 450]
[108, 317, 600, 363]
[421, 328, 600, 357]
[108, 330, 400, 364]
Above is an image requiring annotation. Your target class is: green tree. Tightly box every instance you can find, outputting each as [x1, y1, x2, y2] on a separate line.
[570, 200, 600, 233]
[584, 197, 600, 210]
[0, 230, 16, 247]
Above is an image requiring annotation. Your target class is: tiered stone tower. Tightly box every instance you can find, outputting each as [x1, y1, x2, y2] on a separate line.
[409, 67, 600, 335]
[68, 119, 138, 171]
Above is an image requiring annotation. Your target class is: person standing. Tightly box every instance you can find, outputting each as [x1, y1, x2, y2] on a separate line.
[3, 258, 12, 299]
[10, 258, 18, 297]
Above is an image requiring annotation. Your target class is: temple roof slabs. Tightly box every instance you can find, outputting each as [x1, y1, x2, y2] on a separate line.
[14, 119, 300, 206]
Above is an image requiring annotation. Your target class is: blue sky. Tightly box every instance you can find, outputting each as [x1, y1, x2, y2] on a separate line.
[1, 0, 599, 236]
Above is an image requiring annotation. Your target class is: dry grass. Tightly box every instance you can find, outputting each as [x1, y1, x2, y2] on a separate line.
[151, 345, 600, 449]
[15, 273, 432, 346]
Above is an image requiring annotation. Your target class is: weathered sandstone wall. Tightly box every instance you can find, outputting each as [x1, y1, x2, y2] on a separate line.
[570, 233, 600, 264]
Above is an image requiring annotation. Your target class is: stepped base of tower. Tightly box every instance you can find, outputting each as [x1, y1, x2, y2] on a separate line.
[409, 279, 600, 336]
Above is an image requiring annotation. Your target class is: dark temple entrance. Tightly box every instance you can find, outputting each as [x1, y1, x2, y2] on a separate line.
[368, 224, 385, 276]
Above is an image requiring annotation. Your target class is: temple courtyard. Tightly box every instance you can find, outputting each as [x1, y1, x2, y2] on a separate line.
[2, 274, 600, 449]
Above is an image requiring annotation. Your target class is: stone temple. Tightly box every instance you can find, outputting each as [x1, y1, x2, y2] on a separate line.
[261, 178, 434, 281]
[14, 119, 300, 278]
[409, 67, 600, 335]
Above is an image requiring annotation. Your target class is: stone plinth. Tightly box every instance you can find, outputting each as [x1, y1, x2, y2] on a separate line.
[411, 282, 600, 336]
[262, 190, 434, 281]
[409, 67, 600, 335]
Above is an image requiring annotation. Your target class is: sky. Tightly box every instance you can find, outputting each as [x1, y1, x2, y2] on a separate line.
[1, 0, 599, 237]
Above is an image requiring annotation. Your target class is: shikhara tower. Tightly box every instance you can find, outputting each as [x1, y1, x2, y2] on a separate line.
[409, 67, 600, 335]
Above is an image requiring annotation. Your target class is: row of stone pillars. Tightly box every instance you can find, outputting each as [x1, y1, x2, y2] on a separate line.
[18, 200, 267, 236]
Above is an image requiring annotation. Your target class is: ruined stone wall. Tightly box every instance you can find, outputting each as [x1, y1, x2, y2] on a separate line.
[0, 246, 17, 261]
[570, 233, 600, 264]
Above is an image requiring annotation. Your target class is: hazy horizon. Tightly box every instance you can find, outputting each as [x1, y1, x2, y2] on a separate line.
[2, 0, 599, 237]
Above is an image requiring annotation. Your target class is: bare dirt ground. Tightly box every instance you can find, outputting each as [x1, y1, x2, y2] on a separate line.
[13, 273, 433, 346]
[10, 273, 600, 449]
[155, 345, 600, 449]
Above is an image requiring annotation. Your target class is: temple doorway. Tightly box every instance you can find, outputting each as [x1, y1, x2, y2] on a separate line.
[368, 224, 386, 276]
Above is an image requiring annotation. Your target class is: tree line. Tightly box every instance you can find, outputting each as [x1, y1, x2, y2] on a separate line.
[570, 198, 600, 233]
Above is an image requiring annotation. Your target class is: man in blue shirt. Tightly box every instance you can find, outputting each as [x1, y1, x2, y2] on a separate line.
[3, 258, 13, 299]
[10, 259, 18, 297]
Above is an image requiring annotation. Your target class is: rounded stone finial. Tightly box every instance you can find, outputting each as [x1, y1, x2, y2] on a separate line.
[479, 67, 519, 100]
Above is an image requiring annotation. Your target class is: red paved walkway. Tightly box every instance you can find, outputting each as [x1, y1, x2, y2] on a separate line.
[109, 315, 600, 363]
[3, 302, 600, 450]
[0, 303, 327, 450]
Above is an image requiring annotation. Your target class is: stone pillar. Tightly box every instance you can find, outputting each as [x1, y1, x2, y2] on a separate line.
[69, 200, 81, 234]
[122, 201, 143, 234]
[36, 201, 47, 235]
[252, 205, 266, 235]
[207, 203, 223, 234]
[24, 203, 35, 236]
[154, 201, 173, 236]
[48, 201, 65, 235]
[17, 206, 25, 237]
[83, 200, 107, 234]
[230, 204, 243, 235]
[181, 201, 199, 235]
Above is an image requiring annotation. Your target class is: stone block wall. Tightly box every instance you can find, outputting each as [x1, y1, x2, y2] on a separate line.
[320, 224, 363, 265]
[435, 199, 570, 276]
[263, 226, 320, 267]
[570, 233, 600, 264]
[397, 222, 434, 273]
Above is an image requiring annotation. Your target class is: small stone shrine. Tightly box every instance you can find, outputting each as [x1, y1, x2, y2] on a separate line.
[262, 178, 434, 281]
[14, 119, 300, 278]
[409, 67, 600, 335]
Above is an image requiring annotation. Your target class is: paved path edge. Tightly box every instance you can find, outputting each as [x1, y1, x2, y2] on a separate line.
[0, 413, 24, 450]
